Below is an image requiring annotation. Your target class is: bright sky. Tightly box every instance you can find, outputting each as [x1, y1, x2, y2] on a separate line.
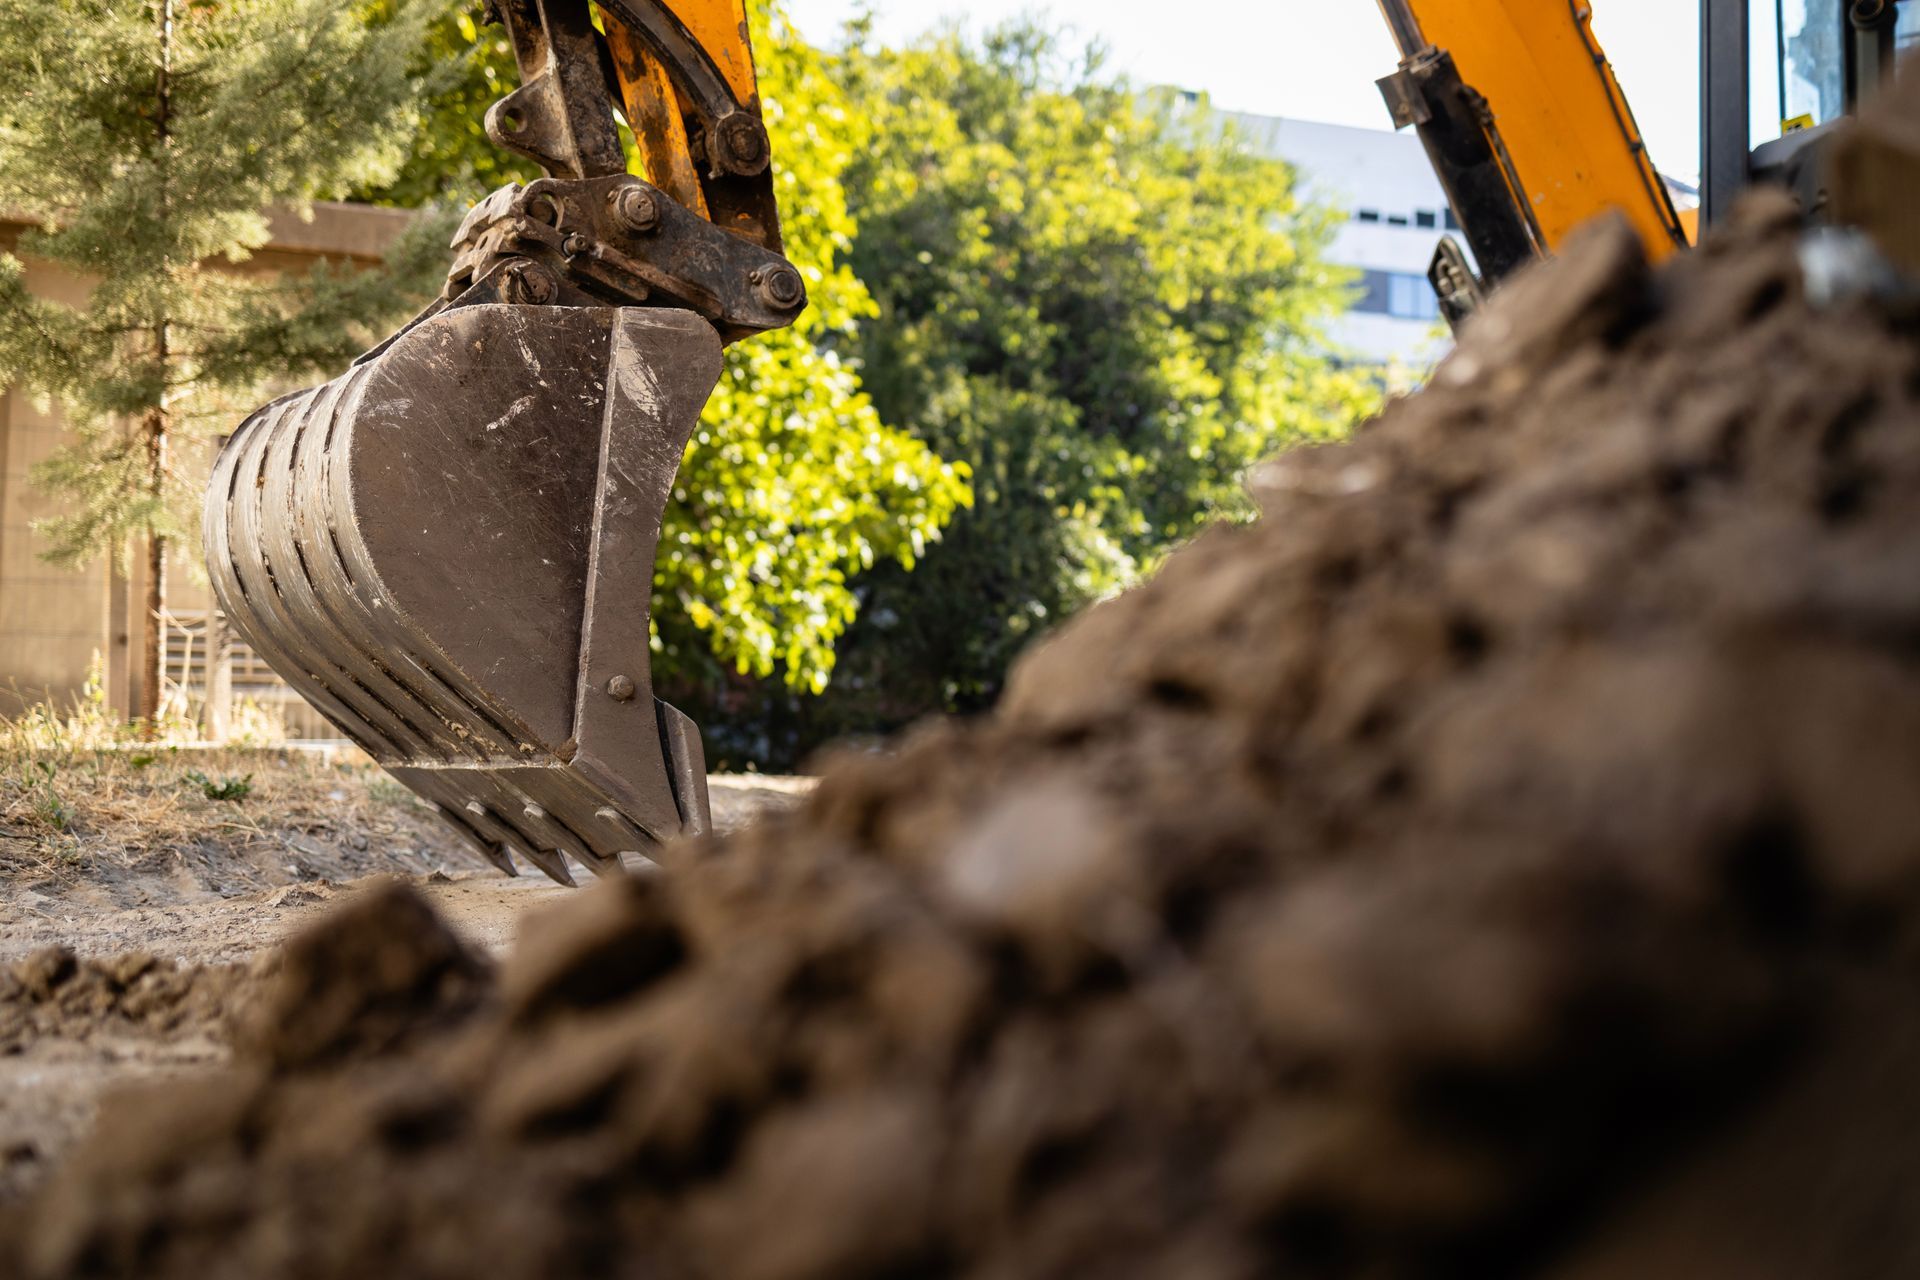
[785, 0, 1704, 183]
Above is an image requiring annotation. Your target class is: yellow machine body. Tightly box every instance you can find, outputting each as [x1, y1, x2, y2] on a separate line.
[605, 0, 759, 227]
[1387, 0, 1690, 264]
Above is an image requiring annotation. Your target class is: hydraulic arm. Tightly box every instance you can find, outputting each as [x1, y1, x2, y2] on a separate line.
[1375, 0, 1688, 324]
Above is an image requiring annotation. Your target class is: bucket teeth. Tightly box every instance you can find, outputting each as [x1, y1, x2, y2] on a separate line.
[514, 841, 579, 888]
[206, 304, 723, 886]
[452, 801, 522, 878]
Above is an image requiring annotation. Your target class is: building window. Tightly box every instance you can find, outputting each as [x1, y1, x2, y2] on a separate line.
[1444, 207, 1461, 231]
[1388, 272, 1440, 320]
[1387, 214, 1410, 226]
[1354, 269, 1391, 314]
[1415, 210, 1437, 229]
[1356, 209, 1381, 223]
[1353, 269, 1440, 322]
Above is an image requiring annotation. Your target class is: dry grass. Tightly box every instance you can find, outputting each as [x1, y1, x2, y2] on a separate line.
[0, 688, 480, 909]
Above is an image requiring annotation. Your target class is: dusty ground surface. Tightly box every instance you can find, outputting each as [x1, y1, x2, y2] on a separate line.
[0, 756, 806, 1203]
[0, 756, 809, 964]
[4, 181, 1917, 1280]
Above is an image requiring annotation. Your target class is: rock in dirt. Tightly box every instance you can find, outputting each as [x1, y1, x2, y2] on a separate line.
[5, 191, 1920, 1278]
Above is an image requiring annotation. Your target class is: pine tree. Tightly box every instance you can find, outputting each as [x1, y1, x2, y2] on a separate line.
[0, 0, 449, 727]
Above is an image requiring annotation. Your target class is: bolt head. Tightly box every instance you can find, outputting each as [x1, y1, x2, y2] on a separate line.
[606, 674, 637, 702]
[524, 192, 561, 227]
[562, 232, 590, 256]
[713, 112, 771, 176]
[499, 261, 556, 305]
[756, 263, 805, 310]
[609, 184, 659, 234]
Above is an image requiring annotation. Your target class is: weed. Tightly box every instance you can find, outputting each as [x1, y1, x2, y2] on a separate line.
[2, 654, 292, 759]
[12, 759, 75, 832]
[184, 770, 254, 803]
[0, 656, 132, 758]
[227, 697, 288, 747]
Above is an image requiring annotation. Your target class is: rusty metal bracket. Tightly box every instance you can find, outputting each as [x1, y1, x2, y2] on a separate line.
[487, 0, 628, 179]
[471, 0, 799, 344]
[441, 175, 805, 342]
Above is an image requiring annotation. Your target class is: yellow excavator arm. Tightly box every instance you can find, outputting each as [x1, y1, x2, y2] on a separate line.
[599, 0, 785, 252]
[482, 0, 790, 270]
[1375, 0, 1689, 322]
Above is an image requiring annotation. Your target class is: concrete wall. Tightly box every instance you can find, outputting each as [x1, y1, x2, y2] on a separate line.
[0, 251, 128, 715]
[0, 202, 416, 722]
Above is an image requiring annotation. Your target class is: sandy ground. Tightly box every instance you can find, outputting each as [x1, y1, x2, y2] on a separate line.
[0, 774, 810, 966]
[0, 771, 810, 1201]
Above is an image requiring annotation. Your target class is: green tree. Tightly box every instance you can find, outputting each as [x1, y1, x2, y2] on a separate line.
[653, 0, 969, 702]
[0, 0, 448, 725]
[377, 1, 970, 714]
[749, 20, 1374, 753]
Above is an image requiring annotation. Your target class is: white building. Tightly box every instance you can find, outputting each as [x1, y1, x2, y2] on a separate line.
[1212, 107, 1701, 371]
[1219, 112, 1456, 369]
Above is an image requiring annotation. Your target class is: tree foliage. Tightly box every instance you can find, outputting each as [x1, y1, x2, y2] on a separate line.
[367, 2, 536, 207]
[656, 1, 970, 696]
[0, 0, 448, 563]
[746, 21, 1378, 748]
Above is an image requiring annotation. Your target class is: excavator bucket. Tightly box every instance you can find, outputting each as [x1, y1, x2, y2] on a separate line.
[206, 305, 722, 883]
[206, 0, 806, 885]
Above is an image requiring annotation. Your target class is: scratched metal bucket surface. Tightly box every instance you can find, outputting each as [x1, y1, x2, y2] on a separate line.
[205, 303, 720, 885]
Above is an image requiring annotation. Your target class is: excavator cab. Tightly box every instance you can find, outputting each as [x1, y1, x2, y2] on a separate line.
[1710, 0, 1918, 220]
[204, 0, 803, 886]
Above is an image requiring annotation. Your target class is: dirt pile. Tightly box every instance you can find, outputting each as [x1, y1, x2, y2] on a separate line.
[6, 192, 1920, 1278]
[0, 947, 246, 1054]
[231, 878, 494, 1069]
